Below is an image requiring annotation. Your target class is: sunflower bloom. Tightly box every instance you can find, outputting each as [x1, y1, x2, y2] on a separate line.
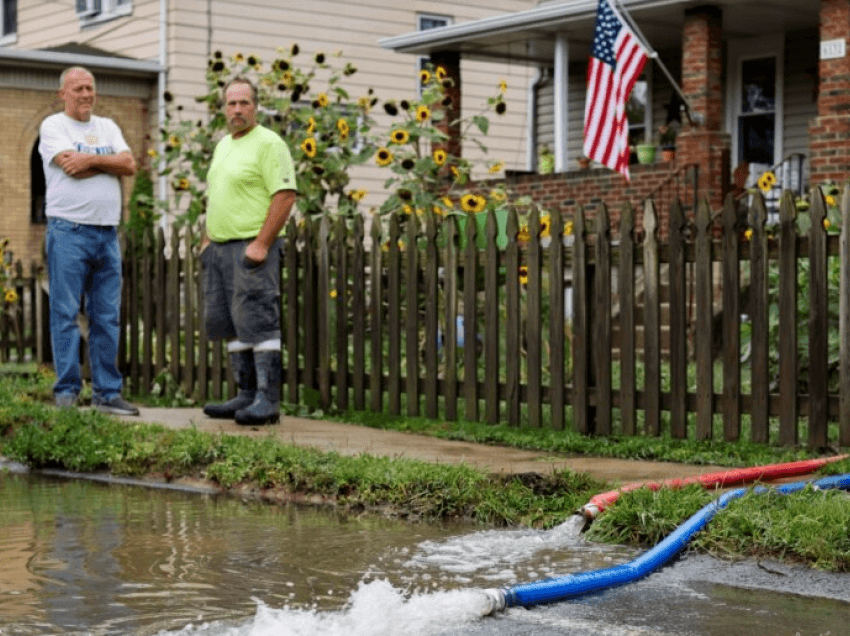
[564, 221, 574, 236]
[358, 95, 371, 110]
[301, 137, 317, 158]
[432, 148, 448, 166]
[415, 105, 431, 123]
[168, 135, 180, 148]
[349, 188, 368, 201]
[147, 148, 158, 159]
[307, 117, 317, 134]
[329, 289, 338, 299]
[490, 189, 506, 202]
[435, 66, 447, 81]
[375, 147, 393, 166]
[489, 161, 505, 174]
[744, 228, 753, 241]
[757, 171, 776, 193]
[337, 118, 350, 139]
[402, 204, 414, 215]
[461, 194, 486, 213]
[5, 288, 18, 303]
[826, 195, 837, 207]
[317, 92, 329, 107]
[499, 79, 508, 94]
[540, 215, 552, 238]
[518, 266, 529, 285]
[441, 196, 454, 209]
[419, 69, 431, 84]
[390, 129, 410, 144]
[824, 218, 832, 230]
[517, 226, 531, 242]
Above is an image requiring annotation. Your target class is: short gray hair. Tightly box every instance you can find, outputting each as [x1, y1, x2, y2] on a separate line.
[60, 66, 95, 88]
[223, 76, 258, 105]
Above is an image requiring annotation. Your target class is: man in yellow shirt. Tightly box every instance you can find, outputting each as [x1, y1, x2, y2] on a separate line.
[202, 77, 297, 425]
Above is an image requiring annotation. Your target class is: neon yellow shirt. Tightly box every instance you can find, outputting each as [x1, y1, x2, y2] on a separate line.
[206, 125, 296, 241]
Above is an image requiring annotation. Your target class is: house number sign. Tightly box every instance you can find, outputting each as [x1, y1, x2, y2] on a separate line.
[821, 38, 846, 60]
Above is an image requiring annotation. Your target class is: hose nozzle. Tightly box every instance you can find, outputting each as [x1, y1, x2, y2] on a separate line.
[479, 588, 507, 615]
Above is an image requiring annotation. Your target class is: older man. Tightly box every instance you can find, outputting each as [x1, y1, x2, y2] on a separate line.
[201, 77, 297, 425]
[39, 66, 139, 415]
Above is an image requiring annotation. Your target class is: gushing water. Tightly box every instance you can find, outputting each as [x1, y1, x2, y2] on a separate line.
[157, 581, 492, 636]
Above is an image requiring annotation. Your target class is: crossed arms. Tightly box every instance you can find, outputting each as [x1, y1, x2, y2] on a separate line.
[53, 150, 136, 179]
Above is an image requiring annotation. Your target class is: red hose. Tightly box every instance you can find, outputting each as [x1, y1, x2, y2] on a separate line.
[580, 454, 849, 520]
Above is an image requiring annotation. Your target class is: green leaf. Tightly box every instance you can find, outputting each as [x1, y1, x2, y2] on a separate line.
[473, 115, 489, 135]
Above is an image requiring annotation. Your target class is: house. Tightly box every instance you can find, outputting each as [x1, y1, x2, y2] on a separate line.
[0, 0, 537, 261]
[381, 0, 848, 235]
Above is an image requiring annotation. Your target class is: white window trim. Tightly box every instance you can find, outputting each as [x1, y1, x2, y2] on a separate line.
[78, 0, 132, 27]
[417, 13, 452, 96]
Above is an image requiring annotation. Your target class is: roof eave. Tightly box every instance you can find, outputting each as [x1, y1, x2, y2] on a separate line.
[0, 47, 164, 77]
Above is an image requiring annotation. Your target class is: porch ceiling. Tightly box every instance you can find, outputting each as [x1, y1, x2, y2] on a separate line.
[379, 0, 818, 65]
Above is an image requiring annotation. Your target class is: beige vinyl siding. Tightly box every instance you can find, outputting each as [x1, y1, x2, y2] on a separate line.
[782, 28, 818, 191]
[532, 64, 587, 170]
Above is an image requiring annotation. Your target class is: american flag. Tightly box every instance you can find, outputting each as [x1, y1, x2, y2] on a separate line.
[583, 0, 649, 180]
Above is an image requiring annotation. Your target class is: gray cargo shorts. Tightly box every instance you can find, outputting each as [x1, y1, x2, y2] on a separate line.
[201, 238, 282, 344]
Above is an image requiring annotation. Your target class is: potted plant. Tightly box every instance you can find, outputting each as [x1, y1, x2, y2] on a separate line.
[658, 124, 677, 162]
[538, 145, 554, 174]
[635, 143, 656, 164]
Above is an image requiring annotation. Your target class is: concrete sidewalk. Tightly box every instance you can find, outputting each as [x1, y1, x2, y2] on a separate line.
[115, 407, 731, 484]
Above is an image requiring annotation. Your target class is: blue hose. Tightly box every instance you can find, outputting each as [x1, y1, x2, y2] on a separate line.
[481, 473, 850, 613]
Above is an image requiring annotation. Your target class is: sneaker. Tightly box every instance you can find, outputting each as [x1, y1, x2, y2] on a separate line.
[55, 394, 77, 409]
[93, 395, 140, 416]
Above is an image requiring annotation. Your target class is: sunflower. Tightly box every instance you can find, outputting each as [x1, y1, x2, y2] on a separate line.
[564, 221, 574, 236]
[518, 266, 529, 285]
[168, 135, 180, 148]
[349, 188, 368, 201]
[4, 288, 18, 303]
[281, 71, 294, 86]
[517, 226, 531, 242]
[441, 196, 453, 209]
[358, 96, 371, 110]
[415, 105, 431, 123]
[757, 171, 776, 193]
[744, 228, 754, 241]
[329, 289, 337, 299]
[432, 148, 448, 166]
[402, 204, 414, 215]
[489, 161, 505, 174]
[495, 101, 507, 115]
[419, 69, 431, 84]
[499, 79, 508, 94]
[233, 52, 245, 63]
[824, 218, 832, 230]
[461, 193, 487, 213]
[307, 117, 317, 134]
[174, 178, 190, 191]
[435, 66, 447, 81]
[316, 92, 329, 108]
[490, 189, 506, 203]
[375, 147, 394, 166]
[826, 195, 837, 207]
[540, 215, 552, 238]
[301, 137, 317, 158]
[337, 118, 350, 139]
[390, 128, 410, 144]
[147, 148, 158, 159]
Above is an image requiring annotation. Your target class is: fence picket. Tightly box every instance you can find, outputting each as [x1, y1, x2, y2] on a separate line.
[594, 203, 612, 435]
[643, 200, 661, 436]
[842, 184, 850, 447]
[808, 187, 829, 448]
[526, 206, 542, 428]
[506, 206, 521, 425]
[619, 204, 636, 436]
[463, 210, 479, 421]
[369, 215, 383, 412]
[484, 208, 500, 424]
[548, 207, 565, 431]
[351, 215, 366, 410]
[285, 218, 299, 404]
[572, 206, 589, 434]
[444, 215, 459, 420]
[668, 198, 687, 438]
[405, 212, 420, 416]
[778, 190, 798, 446]
[749, 192, 770, 442]
[335, 216, 349, 412]
[318, 215, 331, 408]
[694, 198, 714, 440]
[387, 214, 401, 414]
[425, 211, 439, 419]
[721, 193, 741, 441]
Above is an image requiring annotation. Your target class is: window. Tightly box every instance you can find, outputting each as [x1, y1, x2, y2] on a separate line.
[417, 14, 452, 95]
[76, 0, 132, 25]
[31, 140, 46, 225]
[626, 69, 652, 164]
[1, 0, 17, 44]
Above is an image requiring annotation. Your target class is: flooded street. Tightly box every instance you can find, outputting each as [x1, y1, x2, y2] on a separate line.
[1, 467, 847, 636]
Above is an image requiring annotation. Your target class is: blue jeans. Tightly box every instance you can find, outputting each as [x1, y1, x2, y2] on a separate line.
[46, 217, 123, 400]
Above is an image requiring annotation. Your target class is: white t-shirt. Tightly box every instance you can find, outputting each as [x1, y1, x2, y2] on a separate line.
[39, 112, 131, 226]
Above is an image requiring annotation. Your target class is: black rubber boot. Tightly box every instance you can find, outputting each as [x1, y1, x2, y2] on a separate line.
[235, 350, 281, 425]
[203, 349, 256, 419]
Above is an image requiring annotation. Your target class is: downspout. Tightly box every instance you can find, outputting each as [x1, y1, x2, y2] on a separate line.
[553, 33, 568, 172]
[526, 67, 544, 173]
[157, 0, 167, 227]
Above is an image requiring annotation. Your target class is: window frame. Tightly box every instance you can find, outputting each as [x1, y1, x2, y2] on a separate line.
[77, 0, 132, 26]
[0, 0, 17, 46]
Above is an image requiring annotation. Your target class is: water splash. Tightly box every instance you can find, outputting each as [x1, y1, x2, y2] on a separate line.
[159, 580, 491, 636]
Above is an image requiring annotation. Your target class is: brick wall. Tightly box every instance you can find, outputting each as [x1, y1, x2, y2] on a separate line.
[0, 87, 150, 265]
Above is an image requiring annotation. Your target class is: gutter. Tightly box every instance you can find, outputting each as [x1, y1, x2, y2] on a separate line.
[0, 47, 163, 77]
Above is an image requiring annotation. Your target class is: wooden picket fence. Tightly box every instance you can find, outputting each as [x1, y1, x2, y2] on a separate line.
[6, 186, 850, 449]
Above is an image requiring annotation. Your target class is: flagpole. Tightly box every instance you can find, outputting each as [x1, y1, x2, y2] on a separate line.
[609, 0, 704, 125]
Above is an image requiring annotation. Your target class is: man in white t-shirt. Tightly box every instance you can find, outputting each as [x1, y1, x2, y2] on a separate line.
[39, 66, 140, 415]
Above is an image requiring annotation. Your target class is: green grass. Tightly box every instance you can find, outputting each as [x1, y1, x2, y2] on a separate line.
[3, 369, 850, 571]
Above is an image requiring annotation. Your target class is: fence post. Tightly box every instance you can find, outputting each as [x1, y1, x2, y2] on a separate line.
[318, 215, 331, 409]
[444, 215, 459, 421]
[369, 215, 384, 412]
[405, 212, 420, 416]
[642, 200, 661, 436]
[749, 192, 770, 442]
[335, 216, 350, 412]
[351, 215, 365, 410]
[694, 198, 714, 440]
[463, 209, 479, 421]
[425, 210, 440, 419]
[484, 207, 500, 424]
[808, 187, 829, 448]
[593, 204, 612, 435]
[526, 206, 542, 428]
[668, 198, 687, 438]
[839, 182, 850, 446]
[548, 207, 565, 431]
[619, 204, 636, 436]
[778, 189, 798, 445]
[572, 206, 590, 434]
[721, 193, 741, 441]
[505, 206, 521, 425]
[387, 213, 401, 414]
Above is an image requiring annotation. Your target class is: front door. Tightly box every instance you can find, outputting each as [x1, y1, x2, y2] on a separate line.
[727, 36, 784, 210]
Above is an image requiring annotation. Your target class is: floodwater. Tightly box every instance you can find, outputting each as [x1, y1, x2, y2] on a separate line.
[1, 467, 848, 636]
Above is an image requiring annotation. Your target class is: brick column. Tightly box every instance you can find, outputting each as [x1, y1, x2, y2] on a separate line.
[809, 0, 850, 185]
[430, 51, 461, 159]
[676, 5, 730, 210]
